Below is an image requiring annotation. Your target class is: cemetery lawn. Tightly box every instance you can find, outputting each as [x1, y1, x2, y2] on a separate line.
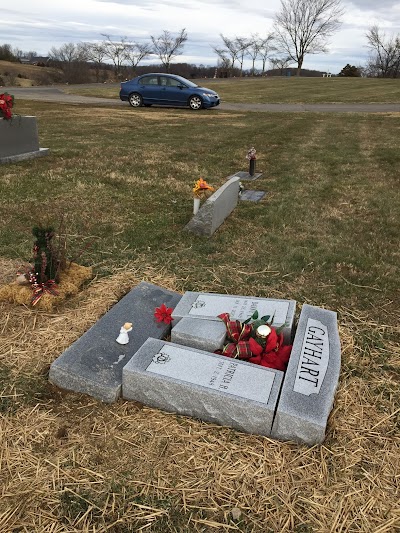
[0, 100, 399, 532]
[64, 76, 400, 104]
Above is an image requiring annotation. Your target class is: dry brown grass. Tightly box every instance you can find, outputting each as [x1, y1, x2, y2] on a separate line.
[0, 264, 399, 532]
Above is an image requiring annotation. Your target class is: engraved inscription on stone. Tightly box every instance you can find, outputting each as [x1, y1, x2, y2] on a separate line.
[293, 318, 329, 396]
[188, 294, 289, 325]
[146, 344, 275, 405]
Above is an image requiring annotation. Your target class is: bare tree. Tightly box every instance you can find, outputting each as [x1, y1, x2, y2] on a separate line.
[274, 0, 344, 76]
[151, 29, 187, 72]
[125, 42, 153, 72]
[49, 43, 83, 63]
[81, 42, 106, 82]
[48, 43, 89, 82]
[101, 34, 130, 79]
[235, 37, 250, 76]
[366, 25, 400, 78]
[246, 35, 261, 75]
[270, 56, 293, 75]
[257, 33, 276, 75]
[213, 47, 232, 70]
[212, 34, 242, 76]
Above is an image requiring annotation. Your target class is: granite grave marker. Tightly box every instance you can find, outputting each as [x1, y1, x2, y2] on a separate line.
[49, 282, 182, 403]
[123, 338, 284, 436]
[271, 304, 341, 445]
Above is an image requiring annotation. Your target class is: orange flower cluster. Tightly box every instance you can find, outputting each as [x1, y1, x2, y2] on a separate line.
[193, 178, 215, 199]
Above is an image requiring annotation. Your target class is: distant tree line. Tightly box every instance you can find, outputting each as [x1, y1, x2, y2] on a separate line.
[1, 0, 400, 83]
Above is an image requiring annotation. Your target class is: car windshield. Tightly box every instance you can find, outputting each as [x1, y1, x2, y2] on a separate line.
[174, 76, 198, 88]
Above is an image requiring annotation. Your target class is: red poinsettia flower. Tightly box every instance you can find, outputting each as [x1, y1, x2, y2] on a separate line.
[265, 328, 279, 352]
[154, 303, 174, 324]
[249, 337, 263, 356]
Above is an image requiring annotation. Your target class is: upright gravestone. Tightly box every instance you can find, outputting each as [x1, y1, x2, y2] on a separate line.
[49, 282, 182, 403]
[185, 176, 240, 236]
[0, 116, 49, 164]
[172, 292, 296, 344]
[271, 304, 341, 445]
[123, 338, 284, 436]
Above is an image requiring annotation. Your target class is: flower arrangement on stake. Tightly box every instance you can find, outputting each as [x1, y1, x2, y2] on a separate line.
[216, 310, 292, 371]
[246, 147, 257, 176]
[0, 217, 94, 310]
[192, 178, 215, 214]
[0, 93, 14, 120]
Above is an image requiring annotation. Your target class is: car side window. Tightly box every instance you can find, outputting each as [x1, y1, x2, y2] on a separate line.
[167, 78, 184, 87]
[140, 76, 159, 86]
[159, 77, 168, 86]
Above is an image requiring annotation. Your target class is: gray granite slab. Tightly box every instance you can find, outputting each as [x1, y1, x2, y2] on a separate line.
[240, 190, 266, 202]
[49, 282, 182, 403]
[0, 115, 39, 157]
[229, 171, 263, 181]
[122, 338, 284, 436]
[172, 292, 296, 344]
[185, 176, 240, 236]
[271, 304, 341, 445]
[171, 317, 226, 352]
[0, 148, 49, 165]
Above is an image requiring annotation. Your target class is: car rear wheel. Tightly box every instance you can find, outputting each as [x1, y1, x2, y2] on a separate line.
[129, 93, 143, 107]
[188, 95, 203, 110]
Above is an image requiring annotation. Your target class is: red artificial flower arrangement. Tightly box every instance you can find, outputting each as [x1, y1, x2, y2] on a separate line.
[0, 93, 14, 120]
[154, 303, 174, 324]
[216, 311, 292, 371]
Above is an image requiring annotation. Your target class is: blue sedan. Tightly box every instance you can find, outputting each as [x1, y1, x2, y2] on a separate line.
[120, 73, 220, 110]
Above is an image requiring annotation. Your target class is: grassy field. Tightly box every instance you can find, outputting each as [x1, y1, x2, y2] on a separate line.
[0, 97, 399, 531]
[63, 76, 400, 104]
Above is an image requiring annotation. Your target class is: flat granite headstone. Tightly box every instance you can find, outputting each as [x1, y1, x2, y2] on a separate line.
[185, 176, 240, 236]
[172, 292, 296, 344]
[49, 282, 182, 403]
[240, 190, 266, 202]
[271, 304, 341, 445]
[122, 338, 284, 436]
[171, 317, 226, 352]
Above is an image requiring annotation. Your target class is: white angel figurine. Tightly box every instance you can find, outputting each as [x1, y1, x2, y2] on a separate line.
[116, 322, 133, 345]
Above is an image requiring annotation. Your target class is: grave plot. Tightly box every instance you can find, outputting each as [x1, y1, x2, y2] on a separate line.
[49, 284, 340, 445]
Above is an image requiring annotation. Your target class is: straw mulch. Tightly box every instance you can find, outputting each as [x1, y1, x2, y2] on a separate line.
[0, 262, 93, 311]
[0, 265, 399, 532]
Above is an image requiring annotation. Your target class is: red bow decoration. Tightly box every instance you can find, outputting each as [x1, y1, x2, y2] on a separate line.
[217, 313, 292, 371]
[27, 271, 59, 306]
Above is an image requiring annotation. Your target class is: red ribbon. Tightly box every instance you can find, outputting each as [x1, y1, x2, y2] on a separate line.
[31, 279, 59, 306]
[218, 313, 254, 359]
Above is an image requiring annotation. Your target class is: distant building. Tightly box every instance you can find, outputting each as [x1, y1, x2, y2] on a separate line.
[20, 56, 50, 66]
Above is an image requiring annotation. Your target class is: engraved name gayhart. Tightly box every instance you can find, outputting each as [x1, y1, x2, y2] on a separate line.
[293, 318, 329, 396]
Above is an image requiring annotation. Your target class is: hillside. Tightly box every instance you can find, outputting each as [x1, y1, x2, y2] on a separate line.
[0, 60, 63, 87]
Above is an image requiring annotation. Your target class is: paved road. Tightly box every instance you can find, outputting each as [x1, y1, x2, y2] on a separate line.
[6, 85, 400, 113]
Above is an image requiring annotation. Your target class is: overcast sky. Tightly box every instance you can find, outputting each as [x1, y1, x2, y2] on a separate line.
[2, 0, 400, 73]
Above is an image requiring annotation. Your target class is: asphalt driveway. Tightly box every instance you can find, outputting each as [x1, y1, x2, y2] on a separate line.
[5, 85, 400, 113]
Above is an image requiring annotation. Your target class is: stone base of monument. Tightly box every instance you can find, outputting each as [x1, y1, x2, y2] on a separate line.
[230, 171, 263, 181]
[0, 116, 49, 164]
[123, 339, 284, 437]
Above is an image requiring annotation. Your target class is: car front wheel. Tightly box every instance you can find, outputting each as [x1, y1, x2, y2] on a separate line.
[128, 93, 143, 107]
[188, 95, 203, 110]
